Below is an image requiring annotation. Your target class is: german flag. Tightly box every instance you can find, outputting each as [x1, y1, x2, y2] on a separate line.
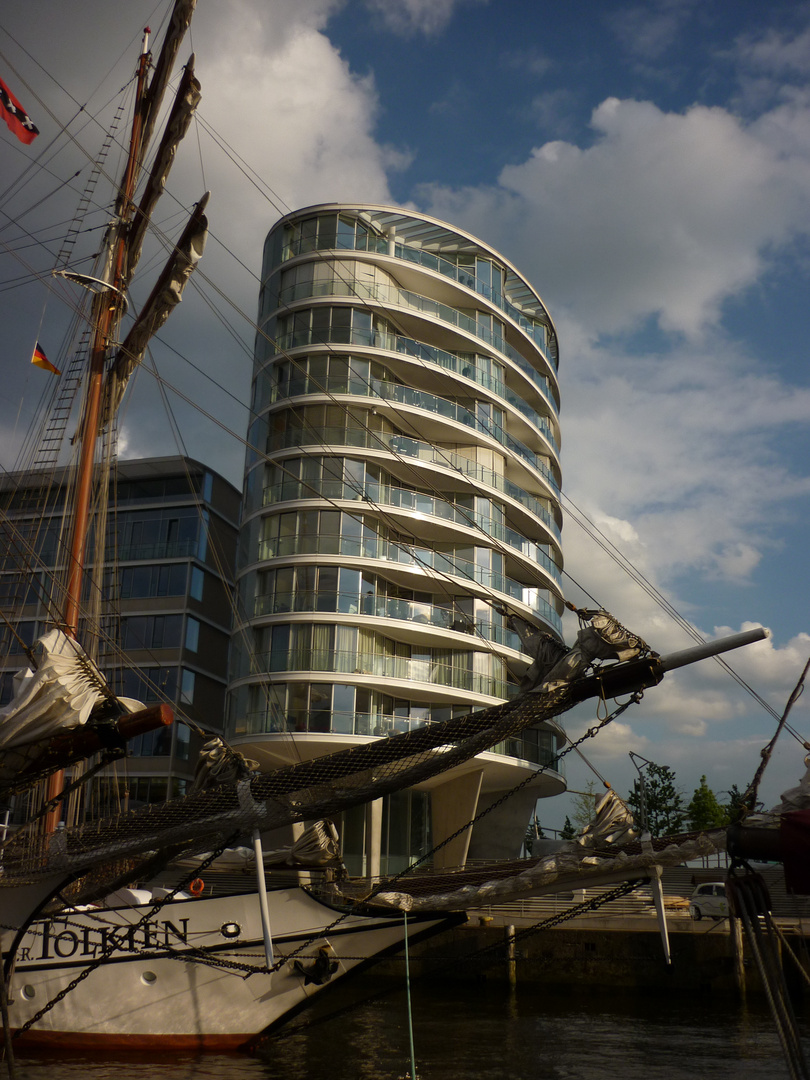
[31, 342, 60, 375]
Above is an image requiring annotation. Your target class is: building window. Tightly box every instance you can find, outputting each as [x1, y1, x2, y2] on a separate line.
[118, 666, 178, 703]
[129, 725, 173, 757]
[180, 669, 196, 705]
[185, 617, 200, 653]
[119, 563, 187, 599]
[121, 614, 183, 651]
[175, 722, 191, 761]
[278, 306, 378, 350]
[0, 620, 36, 655]
[116, 508, 199, 559]
[190, 565, 204, 601]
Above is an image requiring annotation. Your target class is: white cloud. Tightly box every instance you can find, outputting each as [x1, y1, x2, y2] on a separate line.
[607, 0, 698, 61]
[735, 25, 810, 76]
[3, 0, 809, 824]
[192, 0, 399, 231]
[362, 0, 487, 36]
[557, 325, 810, 593]
[420, 95, 810, 338]
[565, 718, 650, 760]
[502, 48, 554, 80]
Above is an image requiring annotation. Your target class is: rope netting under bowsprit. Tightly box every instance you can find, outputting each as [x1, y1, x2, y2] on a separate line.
[0, 685, 574, 886]
[0, 737, 78, 794]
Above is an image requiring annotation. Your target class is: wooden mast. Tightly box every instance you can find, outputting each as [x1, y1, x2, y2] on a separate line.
[63, 28, 151, 635]
[45, 30, 153, 831]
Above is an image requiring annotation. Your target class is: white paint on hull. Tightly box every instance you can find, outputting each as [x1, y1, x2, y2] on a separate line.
[6, 887, 450, 1048]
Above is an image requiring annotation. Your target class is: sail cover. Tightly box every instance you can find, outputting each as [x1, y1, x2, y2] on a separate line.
[100, 196, 208, 428]
[127, 59, 202, 276]
[0, 628, 108, 749]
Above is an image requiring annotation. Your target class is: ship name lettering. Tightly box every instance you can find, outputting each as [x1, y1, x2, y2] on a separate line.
[160, 919, 189, 946]
[32, 917, 193, 961]
[53, 930, 79, 958]
[101, 925, 138, 953]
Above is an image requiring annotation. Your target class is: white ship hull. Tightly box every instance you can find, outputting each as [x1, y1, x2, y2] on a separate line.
[6, 887, 453, 1051]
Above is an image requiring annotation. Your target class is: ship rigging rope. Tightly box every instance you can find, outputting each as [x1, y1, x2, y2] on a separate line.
[0, 48, 607, 653]
[0, 22, 789, 753]
[6, 687, 640, 999]
[0, 61, 546, 734]
[727, 867, 810, 1080]
[130, 240, 788, 742]
[1, 670, 641, 894]
[228, 689, 643, 981]
[742, 657, 810, 813]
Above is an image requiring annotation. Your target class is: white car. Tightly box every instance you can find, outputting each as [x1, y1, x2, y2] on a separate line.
[689, 882, 728, 920]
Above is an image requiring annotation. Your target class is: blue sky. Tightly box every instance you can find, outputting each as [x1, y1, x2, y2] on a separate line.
[1, 0, 809, 825]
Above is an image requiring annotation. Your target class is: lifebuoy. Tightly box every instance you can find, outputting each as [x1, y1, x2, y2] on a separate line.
[189, 878, 205, 896]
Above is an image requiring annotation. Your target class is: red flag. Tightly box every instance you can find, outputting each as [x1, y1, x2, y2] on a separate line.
[0, 77, 39, 145]
[31, 342, 60, 375]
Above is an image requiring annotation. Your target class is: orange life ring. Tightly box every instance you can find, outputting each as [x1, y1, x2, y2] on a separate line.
[189, 878, 204, 896]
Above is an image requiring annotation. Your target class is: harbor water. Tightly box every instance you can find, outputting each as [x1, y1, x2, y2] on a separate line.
[8, 980, 809, 1079]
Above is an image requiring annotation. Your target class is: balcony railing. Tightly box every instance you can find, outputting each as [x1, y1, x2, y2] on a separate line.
[275, 300, 555, 404]
[270, 370, 558, 454]
[261, 476, 561, 581]
[251, 591, 536, 649]
[281, 232, 559, 371]
[243, 647, 517, 698]
[267, 415, 561, 499]
[255, 534, 562, 632]
[238, 706, 563, 769]
[273, 326, 557, 415]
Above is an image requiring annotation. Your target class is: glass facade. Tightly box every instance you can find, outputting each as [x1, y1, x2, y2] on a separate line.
[0, 457, 239, 823]
[230, 204, 568, 867]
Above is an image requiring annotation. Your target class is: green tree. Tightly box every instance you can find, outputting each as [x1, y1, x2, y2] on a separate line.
[722, 783, 748, 824]
[524, 816, 544, 854]
[560, 815, 577, 840]
[627, 762, 685, 835]
[686, 775, 728, 830]
[570, 780, 600, 830]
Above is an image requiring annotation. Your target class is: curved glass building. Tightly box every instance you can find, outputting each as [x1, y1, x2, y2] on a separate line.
[227, 204, 567, 875]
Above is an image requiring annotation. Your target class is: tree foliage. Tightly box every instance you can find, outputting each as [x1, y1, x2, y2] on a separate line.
[523, 816, 544, 854]
[627, 762, 685, 836]
[722, 783, 748, 824]
[560, 815, 577, 840]
[570, 780, 601, 830]
[686, 775, 728, 830]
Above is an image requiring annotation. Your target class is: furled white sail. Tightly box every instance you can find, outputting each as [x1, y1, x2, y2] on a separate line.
[0, 628, 108, 749]
[576, 789, 639, 849]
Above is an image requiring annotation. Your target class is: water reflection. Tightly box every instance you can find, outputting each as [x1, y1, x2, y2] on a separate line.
[12, 980, 807, 1080]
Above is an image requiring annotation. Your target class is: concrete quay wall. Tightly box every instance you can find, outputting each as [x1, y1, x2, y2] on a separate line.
[380, 914, 810, 997]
